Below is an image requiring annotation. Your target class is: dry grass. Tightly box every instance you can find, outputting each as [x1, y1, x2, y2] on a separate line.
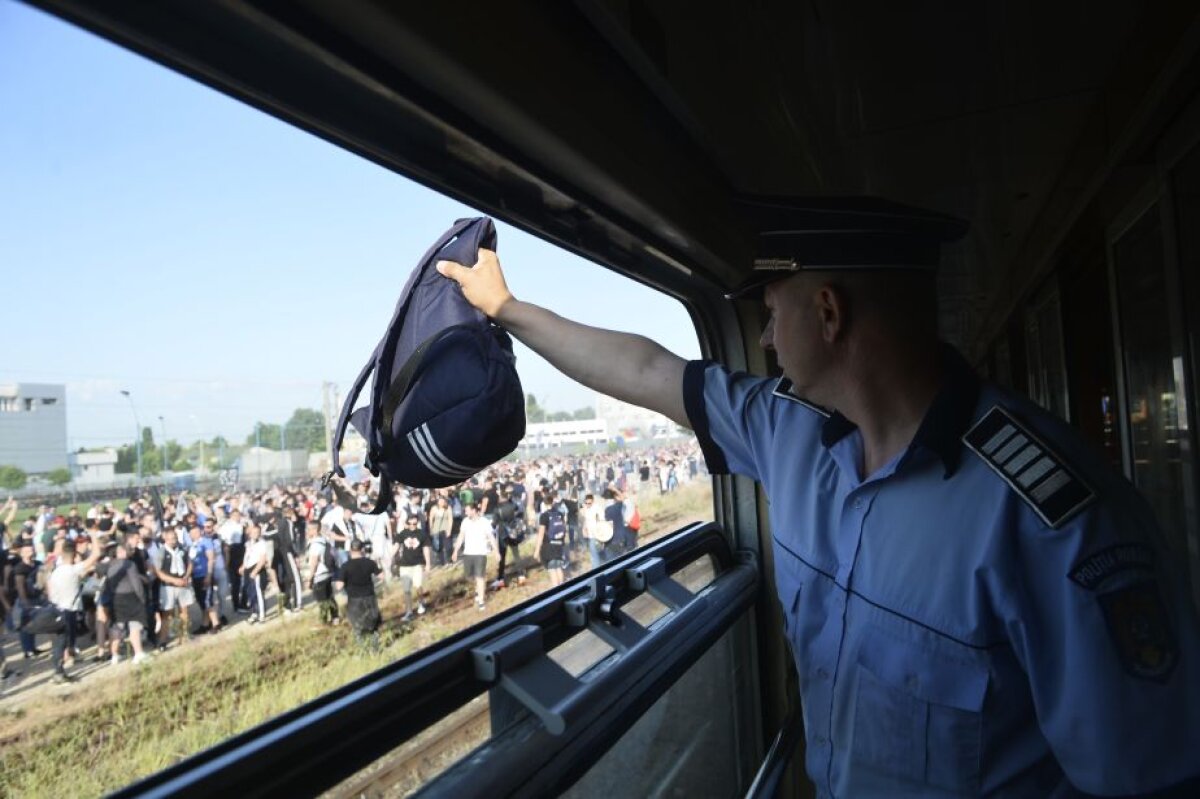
[0, 480, 713, 798]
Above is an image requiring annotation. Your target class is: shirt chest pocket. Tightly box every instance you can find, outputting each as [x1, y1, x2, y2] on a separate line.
[851, 637, 988, 794]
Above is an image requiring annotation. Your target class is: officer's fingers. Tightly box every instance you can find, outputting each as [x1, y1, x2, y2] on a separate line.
[439, 247, 514, 318]
[435, 259, 469, 283]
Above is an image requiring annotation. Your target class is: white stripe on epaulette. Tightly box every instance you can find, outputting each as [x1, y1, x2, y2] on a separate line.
[771, 378, 831, 417]
[963, 405, 1096, 528]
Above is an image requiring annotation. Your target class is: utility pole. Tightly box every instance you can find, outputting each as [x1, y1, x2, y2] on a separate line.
[159, 415, 167, 471]
[322, 381, 334, 455]
[120, 390, 142, 485]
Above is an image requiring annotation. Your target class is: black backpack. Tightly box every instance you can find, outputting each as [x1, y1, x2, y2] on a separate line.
[328, 218, 525, 511]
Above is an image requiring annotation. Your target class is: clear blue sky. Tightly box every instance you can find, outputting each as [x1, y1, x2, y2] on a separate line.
[0, 1, 700, 452]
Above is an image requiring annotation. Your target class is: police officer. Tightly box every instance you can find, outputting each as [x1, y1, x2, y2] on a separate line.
[437, 197, 1200, 797]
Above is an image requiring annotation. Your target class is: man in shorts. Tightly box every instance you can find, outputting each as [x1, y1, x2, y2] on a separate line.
[452, 502, 497, 611]
[394, 515, 432, 622]
[99, 536, 150, 665]
[153, 526, 193, 649]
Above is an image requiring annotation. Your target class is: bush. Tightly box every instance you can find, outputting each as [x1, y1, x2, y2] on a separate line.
[46, 467, 72, 486]
[0, 465, 27, 490]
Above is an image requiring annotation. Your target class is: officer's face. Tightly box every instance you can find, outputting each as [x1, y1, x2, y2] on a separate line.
[761, 274, 838, 401]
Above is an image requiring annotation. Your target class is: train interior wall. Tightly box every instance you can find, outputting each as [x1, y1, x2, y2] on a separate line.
[975, 103, 1200, 610]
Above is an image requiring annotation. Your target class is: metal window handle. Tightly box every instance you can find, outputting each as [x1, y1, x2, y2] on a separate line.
[471, 556, 709, 735]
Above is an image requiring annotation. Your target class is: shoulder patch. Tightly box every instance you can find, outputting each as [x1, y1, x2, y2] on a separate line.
[963, 405, 1095, 528]
[1069, 543, 1155, 591]
[1099, 582, 1178, 682]
[772, 378, 831, 417]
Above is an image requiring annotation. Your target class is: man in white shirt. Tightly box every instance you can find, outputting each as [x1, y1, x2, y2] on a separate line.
[239, 522, 269, 623]
[47, 536, 104, 682]
[580, 493, 611, 569]
[451, 502, 498, 611]
[352, 505, 392, 581]
[218, 509, 246, 611]
[320, 504, 352, 564]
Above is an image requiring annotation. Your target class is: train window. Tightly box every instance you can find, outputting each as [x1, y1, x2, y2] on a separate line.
[560, 616, 759, 799]
[0, 4, 715, 796]
[1111, 205, 1194, 558]
[1024, 280, 1071, 422]
[1169, 144, 1200, 600]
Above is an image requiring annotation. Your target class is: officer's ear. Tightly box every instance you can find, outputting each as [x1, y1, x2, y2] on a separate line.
[813, 283, 851, 343]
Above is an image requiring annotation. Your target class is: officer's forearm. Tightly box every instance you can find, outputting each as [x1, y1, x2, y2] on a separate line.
[496, 299, 688, 428]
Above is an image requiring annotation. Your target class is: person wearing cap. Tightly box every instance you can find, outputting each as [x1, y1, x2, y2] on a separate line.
[437, 197, 1200, 797]
[336, 538, 382, 644]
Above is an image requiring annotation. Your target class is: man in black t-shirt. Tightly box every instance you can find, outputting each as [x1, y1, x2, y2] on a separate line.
[492, 489, 525, 589]
[479, 479, 500, 521]
[560, 493, 580, 551]
[9, 541, 42, 657]
[394, 516, 432, 621]
[337, 539, 381, 644]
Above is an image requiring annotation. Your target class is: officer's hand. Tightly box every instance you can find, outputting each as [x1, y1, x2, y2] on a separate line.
[436, 248, 514, 320]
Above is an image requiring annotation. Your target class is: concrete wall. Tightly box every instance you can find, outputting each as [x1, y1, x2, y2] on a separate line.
[0, 383, 67, 473]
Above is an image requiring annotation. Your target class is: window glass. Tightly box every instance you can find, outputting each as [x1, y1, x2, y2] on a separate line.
[1024, 281, 1071, 422]
[0, 3, 713, 795]
[561, 616, 758, 798]
[1169, 145, 1200, 605]
[1112, 205, 1194, 567]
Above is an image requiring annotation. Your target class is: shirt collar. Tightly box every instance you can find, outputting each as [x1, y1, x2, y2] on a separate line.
[819, 344, 981, 478]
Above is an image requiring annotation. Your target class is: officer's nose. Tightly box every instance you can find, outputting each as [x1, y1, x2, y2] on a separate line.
[759, 318, 775, 351]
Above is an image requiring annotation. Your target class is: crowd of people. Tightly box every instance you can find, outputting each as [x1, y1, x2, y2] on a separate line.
[0, 444, 703, 686]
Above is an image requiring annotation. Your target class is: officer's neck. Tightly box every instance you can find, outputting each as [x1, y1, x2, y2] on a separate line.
[831, 340, 943, 480]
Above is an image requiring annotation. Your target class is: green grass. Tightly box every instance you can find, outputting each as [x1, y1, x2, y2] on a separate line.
[0, 480, 714, 798]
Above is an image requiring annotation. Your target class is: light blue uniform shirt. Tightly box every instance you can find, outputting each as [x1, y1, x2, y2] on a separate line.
[683, 349, 1200, 797]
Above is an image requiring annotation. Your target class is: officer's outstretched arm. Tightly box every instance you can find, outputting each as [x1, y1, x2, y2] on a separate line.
[437, 249, 688, 428]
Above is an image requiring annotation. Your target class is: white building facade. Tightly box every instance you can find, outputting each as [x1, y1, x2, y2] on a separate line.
[523, 418, 609, 449]
[593, 394, 679, 441]
[0, 383, 68, 473]
[68, 448, 118, 483]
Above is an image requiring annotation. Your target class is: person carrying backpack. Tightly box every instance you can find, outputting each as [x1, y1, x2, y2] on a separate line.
[492, 488, 525, 589]
[535, 502, 570, 587]
[305, 527, 340, 626]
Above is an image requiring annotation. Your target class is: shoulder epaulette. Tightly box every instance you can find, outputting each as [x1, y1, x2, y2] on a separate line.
[772, 378, 831, 418]
[963, 405, 1095, 528]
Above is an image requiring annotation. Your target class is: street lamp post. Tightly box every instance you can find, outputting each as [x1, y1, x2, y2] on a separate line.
[120, 390, 143, 485]
[189, 414, 205, 474]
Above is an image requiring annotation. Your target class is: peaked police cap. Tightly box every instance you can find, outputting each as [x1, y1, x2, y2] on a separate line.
[725, 196, 969, 300]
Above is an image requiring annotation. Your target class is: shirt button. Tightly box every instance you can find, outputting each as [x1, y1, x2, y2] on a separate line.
[853, 498, 864, 510]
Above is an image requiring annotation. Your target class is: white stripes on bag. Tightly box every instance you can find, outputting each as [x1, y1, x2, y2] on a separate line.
[407, 423, 478, 479]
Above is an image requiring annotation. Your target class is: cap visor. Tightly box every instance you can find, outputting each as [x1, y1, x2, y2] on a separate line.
[725, 272, 791, 300]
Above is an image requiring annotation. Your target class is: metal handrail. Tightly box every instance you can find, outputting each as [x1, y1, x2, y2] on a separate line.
[111, 522, 758, 798]
[744, 705, 804, 799]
